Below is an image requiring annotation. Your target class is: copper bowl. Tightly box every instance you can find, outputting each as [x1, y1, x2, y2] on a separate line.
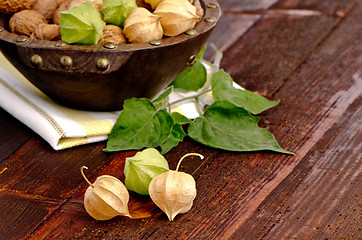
[0, 0, 220, 111]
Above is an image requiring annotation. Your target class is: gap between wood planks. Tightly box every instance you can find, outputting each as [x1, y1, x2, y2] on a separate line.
[220, 65, 362, 240]
[181, 2, 361, 238]
[217, 0, 359, 62]
[0, 188, 63, 203]
[224, 9, 322, 16]
[215, 1, 362, 236]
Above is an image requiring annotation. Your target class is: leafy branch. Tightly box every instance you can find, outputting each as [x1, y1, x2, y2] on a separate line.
[104, 45, 294, 155]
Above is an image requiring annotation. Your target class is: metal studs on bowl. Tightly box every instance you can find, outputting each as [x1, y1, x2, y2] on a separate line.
[16, 35, 28, 43]
[30, 55, 43, 68]
[103, 42, 116, 49]
[207, 3, 218, 9]
[185, 29, 197, 36]
[149, 40, 161, 46]
[204, 17, 217, 23]
[55, 41, 67, 47]
[60, 56, 72, 69]
[187, 55, 196, 66]
[96, 58, 109, 71]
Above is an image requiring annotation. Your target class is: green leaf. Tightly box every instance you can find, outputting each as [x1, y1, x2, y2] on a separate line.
[188, 101, 293, 154]
[211, 70, 279, 115]
[170, 60, 207, 91]
[159, 112, 190, 153]
[160, 123, 186, 154]
[171, 112, 192, 124]
[124, 148, 169, 195]
[152, 86, 173, 108]
[196, 44, 206, 59]
[104, 98, 174, 152]
[60, 3, 105, 44]
[102, 0, 137, 27]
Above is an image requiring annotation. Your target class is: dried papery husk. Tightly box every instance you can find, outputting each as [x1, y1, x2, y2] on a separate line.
[81, 166, 131, 221]
[154, 0, 198, 37]
[136, 0, 152, 11]
[192, 0, 203, 23]
[123, 7, 163, 43]
[149, 170, 196, 221]
[144, 0, 162, 9]
[148, 153, 204, 221]
[69, 0, 103, 11]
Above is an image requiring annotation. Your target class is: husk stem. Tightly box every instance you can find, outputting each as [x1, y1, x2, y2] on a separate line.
[175, 153, 204, 172]
[81, 166, 94, 188]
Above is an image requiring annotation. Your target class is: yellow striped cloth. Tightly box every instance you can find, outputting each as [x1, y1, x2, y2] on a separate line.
[0, 52, 215, 150]
[0, 52, 121, 150]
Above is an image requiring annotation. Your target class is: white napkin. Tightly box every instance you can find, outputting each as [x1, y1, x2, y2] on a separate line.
[0, 52, 219, 150]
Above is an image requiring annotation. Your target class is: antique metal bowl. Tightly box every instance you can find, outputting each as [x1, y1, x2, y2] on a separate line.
[0, 0, 220, 111]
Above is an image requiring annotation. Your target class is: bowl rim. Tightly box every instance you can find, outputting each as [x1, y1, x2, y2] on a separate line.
[0, 0, 221, 52]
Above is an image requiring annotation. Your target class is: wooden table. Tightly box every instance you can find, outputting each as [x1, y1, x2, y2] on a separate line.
[0, 0, 361, 239]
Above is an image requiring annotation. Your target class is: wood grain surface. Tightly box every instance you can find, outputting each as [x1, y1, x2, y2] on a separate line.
[0, 0, 361, 239]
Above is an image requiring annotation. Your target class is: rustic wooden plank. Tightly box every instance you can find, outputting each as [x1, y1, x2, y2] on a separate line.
[24, 2, 362, 240]
[231, 98, 361, 239]
[27, 143, 224, 239]
[311, 173, 361, 240]
[0, 107, 32, 162]
[0, 138, 117, 199]
[28, 138, 314, 238]
[0, 190, 61, 240]
[1, 1, 360, 239]
[220, 12, 338, 96]
[219, 0, 279, 12]
[28, 81, 360, 238]
[0, 3, 249, 238]
[217, 3, 362, 237]
[0, 138, 131, 239]
[271, 0, 358, 16]
[204, 13, 260, 61]
[260, 97, 361, 240]
[230, 3, 362, 239]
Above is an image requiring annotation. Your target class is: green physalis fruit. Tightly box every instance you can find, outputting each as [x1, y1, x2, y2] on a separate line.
[60, 3, 105, 44]
[102, 0, 138, 27]
[124, 148, 169, 195]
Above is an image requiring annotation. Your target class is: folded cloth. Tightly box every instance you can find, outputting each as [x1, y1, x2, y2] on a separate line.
[0, 52, 218, 150]
[0, 53, 121, 150]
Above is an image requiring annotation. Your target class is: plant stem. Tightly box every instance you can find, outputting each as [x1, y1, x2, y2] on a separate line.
[168, 95, 198, 107]
[176, 153, 204, 172]
[162, 89, 213, 113]
[194, 97, 203, 117]
[81, 166, 94, 188]
[199, 58, 214, 69]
